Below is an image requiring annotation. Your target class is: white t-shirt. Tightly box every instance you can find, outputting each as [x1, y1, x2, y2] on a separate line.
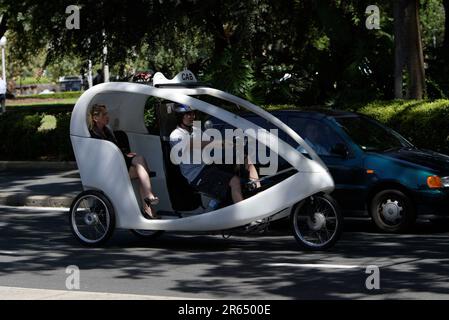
[0, 79, 6, 95]
[169, 126, 210, 183]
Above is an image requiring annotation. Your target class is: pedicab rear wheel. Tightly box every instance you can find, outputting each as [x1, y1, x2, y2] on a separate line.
[69, 190, 115, 247]
[291, 194, 342, 251]
[130, 229, 165, 239]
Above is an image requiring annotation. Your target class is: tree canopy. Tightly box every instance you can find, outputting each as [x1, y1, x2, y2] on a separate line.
[0, 0, 447, 105]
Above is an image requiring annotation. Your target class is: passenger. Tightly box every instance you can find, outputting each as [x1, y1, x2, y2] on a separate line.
[88, 104, 160, 219]
[169, 104, 260, 204]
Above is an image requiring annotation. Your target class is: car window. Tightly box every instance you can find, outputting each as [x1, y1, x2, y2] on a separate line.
[334, 116, 412, 152]
[243, 115, 280, 130]
[286, 117, 346, 156]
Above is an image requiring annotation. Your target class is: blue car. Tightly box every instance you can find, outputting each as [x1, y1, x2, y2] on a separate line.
[208, 109, 449, 233]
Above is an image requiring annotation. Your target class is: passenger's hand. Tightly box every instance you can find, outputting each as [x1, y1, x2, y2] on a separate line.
[127, 153, 137, 157]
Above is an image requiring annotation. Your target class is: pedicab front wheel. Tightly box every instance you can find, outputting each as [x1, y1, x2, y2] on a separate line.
[291, 194, 342, 251]
[69, 190, 115, 247]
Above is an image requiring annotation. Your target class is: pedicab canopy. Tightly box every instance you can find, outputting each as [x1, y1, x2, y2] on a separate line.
[70, 70, 328, 173]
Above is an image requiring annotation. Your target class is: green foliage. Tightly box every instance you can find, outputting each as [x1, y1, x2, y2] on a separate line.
[144, 97, 158, 134]
[38, 115, 57, 131]
[419, 0, 445, 50]
[15, 91, 82, 100]
[203, 48, 259, 103]
[349, 99, 449, 154]
[0, 112, 44, 160]
[1, 0, 449, 107]
[263, 104, 297, 111]
[17, 76, 53, 85]
[6, 103, 75, 112]
[0, 111, 74, 161]
[4, 32, 85, 85]
[148, 19, 214, 76]
[46, 112, 74, 161]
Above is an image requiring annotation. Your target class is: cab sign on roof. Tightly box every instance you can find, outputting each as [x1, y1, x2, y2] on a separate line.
[153, 70, 197, 86]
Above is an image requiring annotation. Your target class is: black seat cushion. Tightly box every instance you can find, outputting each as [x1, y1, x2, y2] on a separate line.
[114, 130, 131, 154]
[157, 103, 202, 211]
[161, 140, 202, 211]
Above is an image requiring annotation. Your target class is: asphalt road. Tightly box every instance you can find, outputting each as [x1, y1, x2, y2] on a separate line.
[0, 168, 81, 207]
[1, 206, 449, 300]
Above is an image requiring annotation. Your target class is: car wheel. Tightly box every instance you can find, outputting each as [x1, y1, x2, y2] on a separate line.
[370, 189, 416, 233]
[69, 190, 115, 246]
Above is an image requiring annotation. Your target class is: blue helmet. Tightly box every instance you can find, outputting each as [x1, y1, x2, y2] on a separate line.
[174, 104, 196, 126]
[174, 104, 195, 113]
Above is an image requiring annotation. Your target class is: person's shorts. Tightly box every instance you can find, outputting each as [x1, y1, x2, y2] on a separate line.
[191, 165, 235, 200]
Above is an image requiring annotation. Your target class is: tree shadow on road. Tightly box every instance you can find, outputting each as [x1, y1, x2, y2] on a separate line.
[0, 208, 448, 299]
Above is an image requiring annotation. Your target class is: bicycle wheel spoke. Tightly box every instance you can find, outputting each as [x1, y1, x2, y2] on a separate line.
[83, 199, 93, 212]
[316, 231, 323, 243]
[97, 220, 107, 233]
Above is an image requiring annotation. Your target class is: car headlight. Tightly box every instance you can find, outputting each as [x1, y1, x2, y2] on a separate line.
[427, 176, 449, 189]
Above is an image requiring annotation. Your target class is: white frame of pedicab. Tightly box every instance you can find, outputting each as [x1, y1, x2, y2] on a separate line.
[70, 71, 335, 233]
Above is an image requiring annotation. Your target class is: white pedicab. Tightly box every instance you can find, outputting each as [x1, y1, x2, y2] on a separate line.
[69, 70, 343, 250]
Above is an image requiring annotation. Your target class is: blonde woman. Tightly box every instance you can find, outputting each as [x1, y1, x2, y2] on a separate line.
[88, 104, 160, 219]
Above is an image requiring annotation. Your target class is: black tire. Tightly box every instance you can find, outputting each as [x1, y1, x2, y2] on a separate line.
[370, 189, 416, 233]
[69, 190, 115, 247]
[130, 230, 165, 240]
[290, 194, 343, 251]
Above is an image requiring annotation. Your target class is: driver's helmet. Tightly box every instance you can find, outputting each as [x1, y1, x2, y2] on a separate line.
[174, 104, 196, 125]
[174, 104, 195, 113]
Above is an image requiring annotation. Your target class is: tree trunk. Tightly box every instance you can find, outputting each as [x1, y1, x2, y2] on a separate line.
[443, 0, 449, 50]
[0, 14, 7, 39]
[394, 1, 406, 99]
[394, 0, 426, 100]
[405, 0, 426, 99]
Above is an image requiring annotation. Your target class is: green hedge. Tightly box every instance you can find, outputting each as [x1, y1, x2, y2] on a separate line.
[6, 104, 74, 113]
[0, 99, 448, 161]
[0, 111, 74, 161]
[347, 100, 449, 155]
[14, 91, 82, 100]
[16, 77, 53, 86]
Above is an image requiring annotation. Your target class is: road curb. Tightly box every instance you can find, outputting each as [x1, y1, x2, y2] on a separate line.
[0, 161, 79, 208]
[0, 286, 199, 300]
[0, 193, 73, 208]
[0, 161, 77, 171]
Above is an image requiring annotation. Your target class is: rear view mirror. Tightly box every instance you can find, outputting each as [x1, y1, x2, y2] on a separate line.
[331, 143, 349, 158]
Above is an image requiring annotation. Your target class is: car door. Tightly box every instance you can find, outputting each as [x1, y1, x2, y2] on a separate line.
[285, 116, 368, 216]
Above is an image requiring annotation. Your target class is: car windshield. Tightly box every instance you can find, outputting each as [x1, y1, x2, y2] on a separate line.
[334, 116, 413, 152]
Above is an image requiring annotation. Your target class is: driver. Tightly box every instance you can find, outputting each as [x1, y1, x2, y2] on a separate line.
[169, 104, 260, 204]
